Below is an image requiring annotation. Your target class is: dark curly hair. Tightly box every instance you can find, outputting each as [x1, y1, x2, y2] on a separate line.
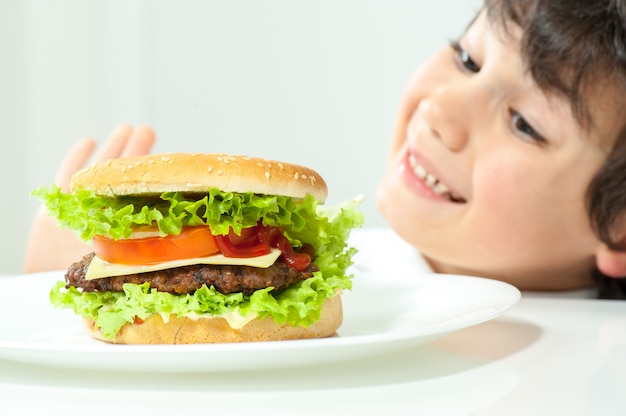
[485, 0, 626, 299]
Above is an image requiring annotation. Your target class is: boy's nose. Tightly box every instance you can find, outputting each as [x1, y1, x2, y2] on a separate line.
[418, 86, 471, 152]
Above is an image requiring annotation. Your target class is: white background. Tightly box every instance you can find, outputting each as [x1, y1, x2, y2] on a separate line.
[1, 0, 481, 274]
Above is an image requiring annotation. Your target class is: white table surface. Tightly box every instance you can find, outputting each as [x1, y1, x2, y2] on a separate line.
[1, 295, 624, 415]
[2, 229, 625, 415]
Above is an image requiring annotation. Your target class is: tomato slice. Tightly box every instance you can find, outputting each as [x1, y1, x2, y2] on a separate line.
[93, 226, 220, 265]
[93, 222, 314, 271]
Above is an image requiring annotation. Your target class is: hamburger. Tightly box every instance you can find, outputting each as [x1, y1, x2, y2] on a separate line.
[33, 152, 363, 344]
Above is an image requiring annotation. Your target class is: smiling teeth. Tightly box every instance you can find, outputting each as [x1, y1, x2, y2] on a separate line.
[408, 154, 455, 199]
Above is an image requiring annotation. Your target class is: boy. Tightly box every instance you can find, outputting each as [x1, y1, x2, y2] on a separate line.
[376, 0, 626, 298]
[25, 0, 626, 298]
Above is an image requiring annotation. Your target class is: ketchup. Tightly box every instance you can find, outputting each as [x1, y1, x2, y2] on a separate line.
[214, 223, 312, 272]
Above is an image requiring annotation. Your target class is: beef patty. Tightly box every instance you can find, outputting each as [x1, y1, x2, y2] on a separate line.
[65, 252, 318, 295]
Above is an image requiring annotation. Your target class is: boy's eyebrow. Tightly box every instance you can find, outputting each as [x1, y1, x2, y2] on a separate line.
[483, 3, 594, 130]
[475, 2, 626, 147]
[486, 0, 626, 140]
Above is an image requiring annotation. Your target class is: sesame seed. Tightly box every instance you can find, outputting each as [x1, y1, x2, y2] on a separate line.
[207, 166, 214, 173]
[294, 172, 299, 180]
[217, 169, 224, 176]
[278, 163, 284, 170]
[265, 171, 271, 180]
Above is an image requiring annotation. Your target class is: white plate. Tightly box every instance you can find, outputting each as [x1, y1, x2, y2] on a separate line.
[0, 271, 520, 373]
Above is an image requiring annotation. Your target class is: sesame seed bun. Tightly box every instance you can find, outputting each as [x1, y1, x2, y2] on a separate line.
[84, 294, 342, 344]
[70, 152, 328, 202]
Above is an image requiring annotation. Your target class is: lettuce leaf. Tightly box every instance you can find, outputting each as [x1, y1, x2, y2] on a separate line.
[31, 184, 333, 240]
[36, 185, 364, 339]
[49, 270, 352, 339]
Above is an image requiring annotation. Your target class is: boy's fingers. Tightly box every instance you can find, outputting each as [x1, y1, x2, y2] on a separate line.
[53, 125, 156, 193]
[120, 125, 156, 157]
[92, 124, 134, 162]
[54, 138, 97, 192]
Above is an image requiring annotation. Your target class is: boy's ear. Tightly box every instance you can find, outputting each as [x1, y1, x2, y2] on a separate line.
[596, 243, 626, 278]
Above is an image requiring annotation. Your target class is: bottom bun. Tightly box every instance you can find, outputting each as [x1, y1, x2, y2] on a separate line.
[84, 295, 342, 344]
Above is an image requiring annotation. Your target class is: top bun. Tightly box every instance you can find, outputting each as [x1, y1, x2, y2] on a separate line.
[70, 153, 328, 202]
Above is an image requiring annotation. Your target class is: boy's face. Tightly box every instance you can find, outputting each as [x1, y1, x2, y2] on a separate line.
[377, 11, 619, 290]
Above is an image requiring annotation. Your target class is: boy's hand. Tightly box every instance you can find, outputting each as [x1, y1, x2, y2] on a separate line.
[55, 125, 156, 192]
[24, 125, 156, 273]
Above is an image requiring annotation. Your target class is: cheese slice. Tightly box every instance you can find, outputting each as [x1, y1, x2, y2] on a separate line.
[178, 310, 259, 330]
[85, 248, 282, 280]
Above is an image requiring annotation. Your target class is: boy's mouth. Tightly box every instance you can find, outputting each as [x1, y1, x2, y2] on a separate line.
[408, 154, 466, 203]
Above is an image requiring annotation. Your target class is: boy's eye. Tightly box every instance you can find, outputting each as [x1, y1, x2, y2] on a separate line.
[451, 41, 480, 73]
[509, 110, 546, 144]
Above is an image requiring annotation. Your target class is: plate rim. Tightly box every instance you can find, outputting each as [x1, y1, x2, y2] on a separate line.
[0, 271, 521, 372]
